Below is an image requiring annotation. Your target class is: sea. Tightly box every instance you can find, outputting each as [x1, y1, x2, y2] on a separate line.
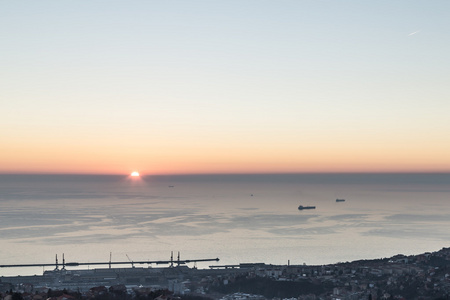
[0, 173, 449, 277]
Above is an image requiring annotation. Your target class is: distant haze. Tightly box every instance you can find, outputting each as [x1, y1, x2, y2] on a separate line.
[1, 173, 449, 276]
[1, 1, 450, 174]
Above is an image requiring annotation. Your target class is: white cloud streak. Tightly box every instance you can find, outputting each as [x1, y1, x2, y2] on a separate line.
[408, 30, 420, 36]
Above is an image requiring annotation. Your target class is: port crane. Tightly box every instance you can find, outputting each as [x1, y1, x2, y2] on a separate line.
[126, 254, 135, 268]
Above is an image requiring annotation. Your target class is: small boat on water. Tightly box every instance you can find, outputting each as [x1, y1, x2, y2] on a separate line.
[336, 199, 345, 202]
[298, 205, 316, 210]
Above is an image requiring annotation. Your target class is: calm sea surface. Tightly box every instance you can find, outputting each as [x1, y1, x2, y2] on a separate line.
[0, 173, 449, 276]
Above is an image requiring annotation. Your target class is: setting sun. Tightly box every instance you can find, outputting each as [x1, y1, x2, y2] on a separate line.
[131, 171, 140, 177]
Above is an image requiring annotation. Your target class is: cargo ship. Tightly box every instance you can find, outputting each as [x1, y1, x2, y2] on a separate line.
[298, 205, 316, 210]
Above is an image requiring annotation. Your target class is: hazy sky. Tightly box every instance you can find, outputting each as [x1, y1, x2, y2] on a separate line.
[1, 1, 450, 174]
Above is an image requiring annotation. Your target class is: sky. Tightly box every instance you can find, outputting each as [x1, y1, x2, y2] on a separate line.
[1, 1, 450, 175]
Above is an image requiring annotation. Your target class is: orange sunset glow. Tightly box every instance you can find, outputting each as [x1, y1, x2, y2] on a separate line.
[1, 141, 449, 175]
[1, 1, 449, 175]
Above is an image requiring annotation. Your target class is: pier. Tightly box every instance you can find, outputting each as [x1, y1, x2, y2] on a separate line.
[0, 252, 219, 270]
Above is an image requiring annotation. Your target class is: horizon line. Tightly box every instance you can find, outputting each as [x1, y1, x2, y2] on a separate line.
[1, 171, 450, 176]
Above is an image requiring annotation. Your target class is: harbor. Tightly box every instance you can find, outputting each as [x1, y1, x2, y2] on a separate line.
[1, 248, 450, 299]
[0, 253, 227, 293]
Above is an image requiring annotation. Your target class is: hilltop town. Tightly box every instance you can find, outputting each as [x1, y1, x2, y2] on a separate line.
[1, 247, 449, 300]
